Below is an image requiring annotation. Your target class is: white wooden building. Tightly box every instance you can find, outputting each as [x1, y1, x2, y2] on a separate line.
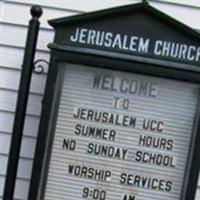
[0, 0, 199, 199]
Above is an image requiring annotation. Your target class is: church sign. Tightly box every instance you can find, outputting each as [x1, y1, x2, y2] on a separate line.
[28, 2, 200, 200]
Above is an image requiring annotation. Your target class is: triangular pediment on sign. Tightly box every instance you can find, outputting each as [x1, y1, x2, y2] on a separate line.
[48, 2, 200, 66]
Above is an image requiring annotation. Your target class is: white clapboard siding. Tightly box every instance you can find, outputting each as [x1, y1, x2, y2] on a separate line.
[0, 45, 50, 70]
[0, 133, 36, 159]
[196, 188, 200, 200]
[0, 112, 40, 138]
[1, 23, 53, 51]
[0, 154, 32, 180]
[14, 179, 30, 200]
[0, 0, 200, 200]
[0, 67, 46, 95]
[0, 155, 7, 176]
[0, 176, 4, 199]
[1, 3, 78, 30]
[156, 0, 200, 8]
[5, 0, 200, 11]
[0, 177, 30, 200]
[0, 89, 42, 116]
[149, 1, 200, 29]
[5, 0, 140, 13]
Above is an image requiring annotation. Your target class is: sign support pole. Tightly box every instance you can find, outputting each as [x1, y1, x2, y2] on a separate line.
[3, 5, 42, 200]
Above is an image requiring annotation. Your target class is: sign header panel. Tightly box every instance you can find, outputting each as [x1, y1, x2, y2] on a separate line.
[50, 4, 200, 66]
[43, 63, 199, 200]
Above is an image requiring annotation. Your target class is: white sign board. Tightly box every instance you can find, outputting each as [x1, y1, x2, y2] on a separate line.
[43, 63, 199, 200]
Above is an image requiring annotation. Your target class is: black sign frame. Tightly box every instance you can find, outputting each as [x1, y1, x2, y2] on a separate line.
[28, 2, 200, 200]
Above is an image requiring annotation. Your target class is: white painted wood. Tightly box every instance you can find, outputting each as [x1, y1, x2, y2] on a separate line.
[0, 133, 10, 155]
[0, 112, 39, 138]
[2, 2, 79, 29]
[5, 0, 139, 12]
[0, 176, 5, 197]
[17, 158, 32, 180]
[1, 24, 53, 51]
[14, 178, 30, 200]
[156, 0, 200, 8]
[195, 189, 200, 200]
[0, 67, 46, 95]
[0, 89, 42, 116]
[0, 157, 32, 200]
[0, 45, 25, 69]
[149, 1, 200, 29]
[0, 133, 36, 159]
[0, 155, 7, 176]
[6, 0, 200, 11]
[0, 154, 32, 180]
[19, 137, 36, 159]
[0, 45, 50, 70]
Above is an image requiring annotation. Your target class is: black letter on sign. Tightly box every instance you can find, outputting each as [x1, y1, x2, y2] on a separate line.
[63, 139, 76, 151]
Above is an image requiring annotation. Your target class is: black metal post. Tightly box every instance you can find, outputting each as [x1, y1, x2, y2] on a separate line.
[3, 5, 42, 200]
